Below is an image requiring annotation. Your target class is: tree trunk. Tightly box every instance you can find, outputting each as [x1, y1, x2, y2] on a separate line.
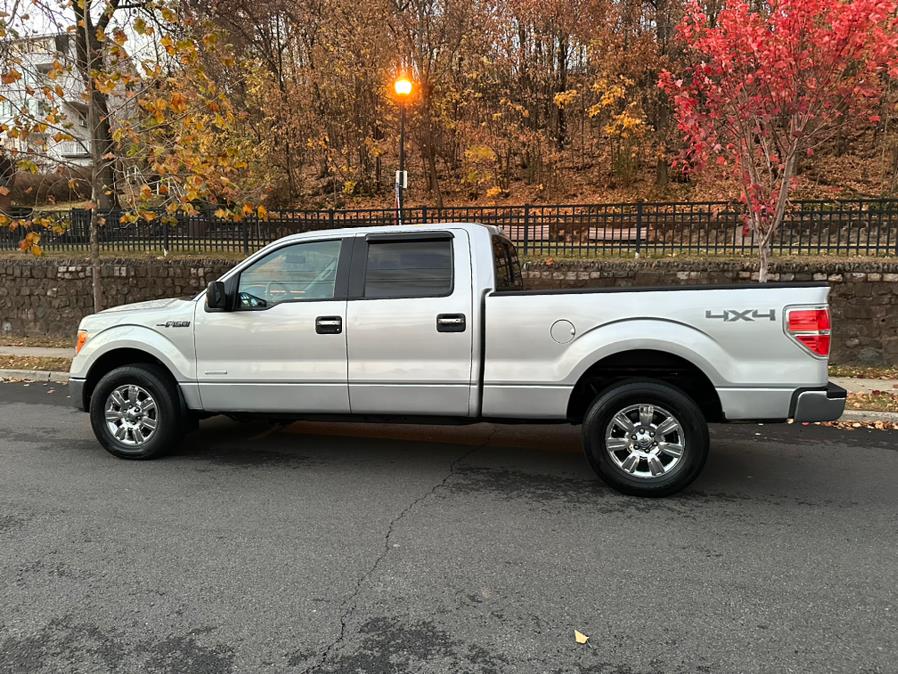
[89, 209, 103, 313]
[555, 33, 568, 150]
[73, 2, 119, 313]
[757, 238, 770, 283]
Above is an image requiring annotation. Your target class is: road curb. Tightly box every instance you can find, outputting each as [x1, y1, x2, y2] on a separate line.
[0, 369, 69, 384]
[840, 409, 898, 423]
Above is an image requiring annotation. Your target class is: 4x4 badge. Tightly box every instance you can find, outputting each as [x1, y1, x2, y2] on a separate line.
[705, 309, 775, 322]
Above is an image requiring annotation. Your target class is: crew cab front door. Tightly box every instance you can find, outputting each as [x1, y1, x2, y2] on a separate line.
[193, 237, 351, 412]
[345, 231, 474, 416]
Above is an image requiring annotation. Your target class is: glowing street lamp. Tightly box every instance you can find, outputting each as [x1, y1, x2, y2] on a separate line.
[394, 77, 413, 97]
[393, 76, 413, 223]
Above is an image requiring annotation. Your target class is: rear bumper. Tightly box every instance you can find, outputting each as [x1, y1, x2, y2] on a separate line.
[69, 377, 86, 412]
[791, 382, 846, 422]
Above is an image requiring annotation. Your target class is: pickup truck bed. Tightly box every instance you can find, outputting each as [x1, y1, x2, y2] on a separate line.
[482, 282, 831, 422]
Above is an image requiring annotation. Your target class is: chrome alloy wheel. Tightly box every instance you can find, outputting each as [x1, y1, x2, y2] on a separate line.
[104, 384, 158, 447]
[604, 404, 685, 479]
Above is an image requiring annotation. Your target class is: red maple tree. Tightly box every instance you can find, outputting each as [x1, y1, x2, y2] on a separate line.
[660, 0, 898, 281]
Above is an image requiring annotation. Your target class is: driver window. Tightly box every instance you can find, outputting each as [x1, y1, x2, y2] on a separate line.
[237, 239, 342, 309]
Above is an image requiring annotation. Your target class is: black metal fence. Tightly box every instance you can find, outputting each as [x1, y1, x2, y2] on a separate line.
[3, 198, 898, 257]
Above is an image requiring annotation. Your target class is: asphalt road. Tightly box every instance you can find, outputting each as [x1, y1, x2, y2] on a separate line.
[0, 381, 896, 674]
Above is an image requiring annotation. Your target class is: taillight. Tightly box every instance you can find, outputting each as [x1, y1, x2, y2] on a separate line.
[787, 308, 831, 357]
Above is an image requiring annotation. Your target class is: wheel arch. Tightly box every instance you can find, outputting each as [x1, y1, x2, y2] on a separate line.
[566, 349, 723, 423]
[82, 348, 179, 412]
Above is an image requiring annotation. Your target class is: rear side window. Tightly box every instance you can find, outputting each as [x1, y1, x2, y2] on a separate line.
[364, 239, 453, 299]
[492, 235, 523, 291]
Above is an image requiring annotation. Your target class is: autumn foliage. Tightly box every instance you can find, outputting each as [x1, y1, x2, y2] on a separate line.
[660, 0, 898, 280]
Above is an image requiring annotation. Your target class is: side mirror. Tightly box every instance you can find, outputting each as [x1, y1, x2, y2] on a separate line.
[206, 281, 229, 310]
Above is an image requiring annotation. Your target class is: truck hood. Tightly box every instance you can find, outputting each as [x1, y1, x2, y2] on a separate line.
[78, 297, 197, 336]
[99, 298, 189, 314]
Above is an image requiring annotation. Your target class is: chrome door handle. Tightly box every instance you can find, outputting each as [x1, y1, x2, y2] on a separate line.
[315, 316, 343, 334]
[436, 314, 466, 333]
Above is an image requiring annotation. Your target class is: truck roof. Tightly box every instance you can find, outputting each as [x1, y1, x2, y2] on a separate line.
[275, 221, 501, 245]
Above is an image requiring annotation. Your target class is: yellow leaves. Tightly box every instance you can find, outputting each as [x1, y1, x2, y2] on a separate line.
[256, 205, 268, 219]
[45, 60, 65, 82]
[19, 232, 42, 257]
[133, 17, 152, 36]
[0, 186, 8, 197]
[94, 78, 115, 96]
[113, 29, 128, 46]
[213, 208, 229, 219]
[139, 184, 154, 201]
[553, 89, 579, 109]
[464, 144, 497, 163]
[146, 97, 168, 123]
[1, 70, 22, 85]
[169, 92, 188, 113]
[574, 630, 589, 645]
[241, 203, 253, 217]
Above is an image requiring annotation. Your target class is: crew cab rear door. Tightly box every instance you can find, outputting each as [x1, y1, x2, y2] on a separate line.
[345, 230, 474, 415]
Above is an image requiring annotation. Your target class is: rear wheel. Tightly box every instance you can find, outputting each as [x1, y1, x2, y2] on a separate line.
[582, 380, 709, 497]
[89, 364, 184, 459]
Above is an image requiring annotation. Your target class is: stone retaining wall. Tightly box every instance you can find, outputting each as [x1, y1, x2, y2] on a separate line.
[1, 255, 895, 364]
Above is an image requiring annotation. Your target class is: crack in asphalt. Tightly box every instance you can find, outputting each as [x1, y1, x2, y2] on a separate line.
[300, 427, 497, 673]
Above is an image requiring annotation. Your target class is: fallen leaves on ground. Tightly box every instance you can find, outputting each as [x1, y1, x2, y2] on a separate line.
[829, 365, 898, 380]
[0, 336, 73, 348]
[817, 420, 898, 431]
[0, 356, 72, 372]
[574, 630, 589, 645]
[845, 391, 898, 413]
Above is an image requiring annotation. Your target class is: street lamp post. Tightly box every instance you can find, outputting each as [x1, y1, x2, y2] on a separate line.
[393, 76, 413, 225]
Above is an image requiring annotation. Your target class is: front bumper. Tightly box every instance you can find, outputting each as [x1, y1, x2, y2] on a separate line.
[791, 382, 847, 422]
[69, 377, 86, 412]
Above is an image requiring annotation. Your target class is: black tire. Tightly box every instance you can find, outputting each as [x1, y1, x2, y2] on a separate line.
[89, 364, 184, 460]
[582, 379, 709, 497]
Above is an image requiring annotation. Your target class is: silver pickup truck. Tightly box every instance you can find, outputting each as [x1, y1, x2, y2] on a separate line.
[69, 223, 845, 496]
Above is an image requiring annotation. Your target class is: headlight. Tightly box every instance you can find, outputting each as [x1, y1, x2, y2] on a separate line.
[75, 330, 89, 354]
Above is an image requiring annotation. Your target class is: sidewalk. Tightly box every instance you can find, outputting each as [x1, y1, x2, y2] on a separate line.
[830, 376, 898, 394]
[0, 346, 73, 358]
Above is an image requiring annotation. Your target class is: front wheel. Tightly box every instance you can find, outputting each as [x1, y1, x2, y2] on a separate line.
[582, 380, 709, 497]
[89, 364, 184, 459]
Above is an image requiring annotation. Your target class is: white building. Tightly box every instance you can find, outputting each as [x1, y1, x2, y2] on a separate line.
[0, 33, 91, 167]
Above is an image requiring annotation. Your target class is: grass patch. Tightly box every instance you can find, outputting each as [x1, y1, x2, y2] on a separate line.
[846, 390, 898, 413]
[829, 364, 898, 379]
[0, 336, 73, 348]
[0, 355, 71, 372]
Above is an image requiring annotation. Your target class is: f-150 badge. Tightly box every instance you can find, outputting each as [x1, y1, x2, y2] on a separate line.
[156, 320, 191, 328]
[705, 309, 775, 322]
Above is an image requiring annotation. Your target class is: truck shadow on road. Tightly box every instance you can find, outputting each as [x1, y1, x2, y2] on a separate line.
[165, 417, 885, 512]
